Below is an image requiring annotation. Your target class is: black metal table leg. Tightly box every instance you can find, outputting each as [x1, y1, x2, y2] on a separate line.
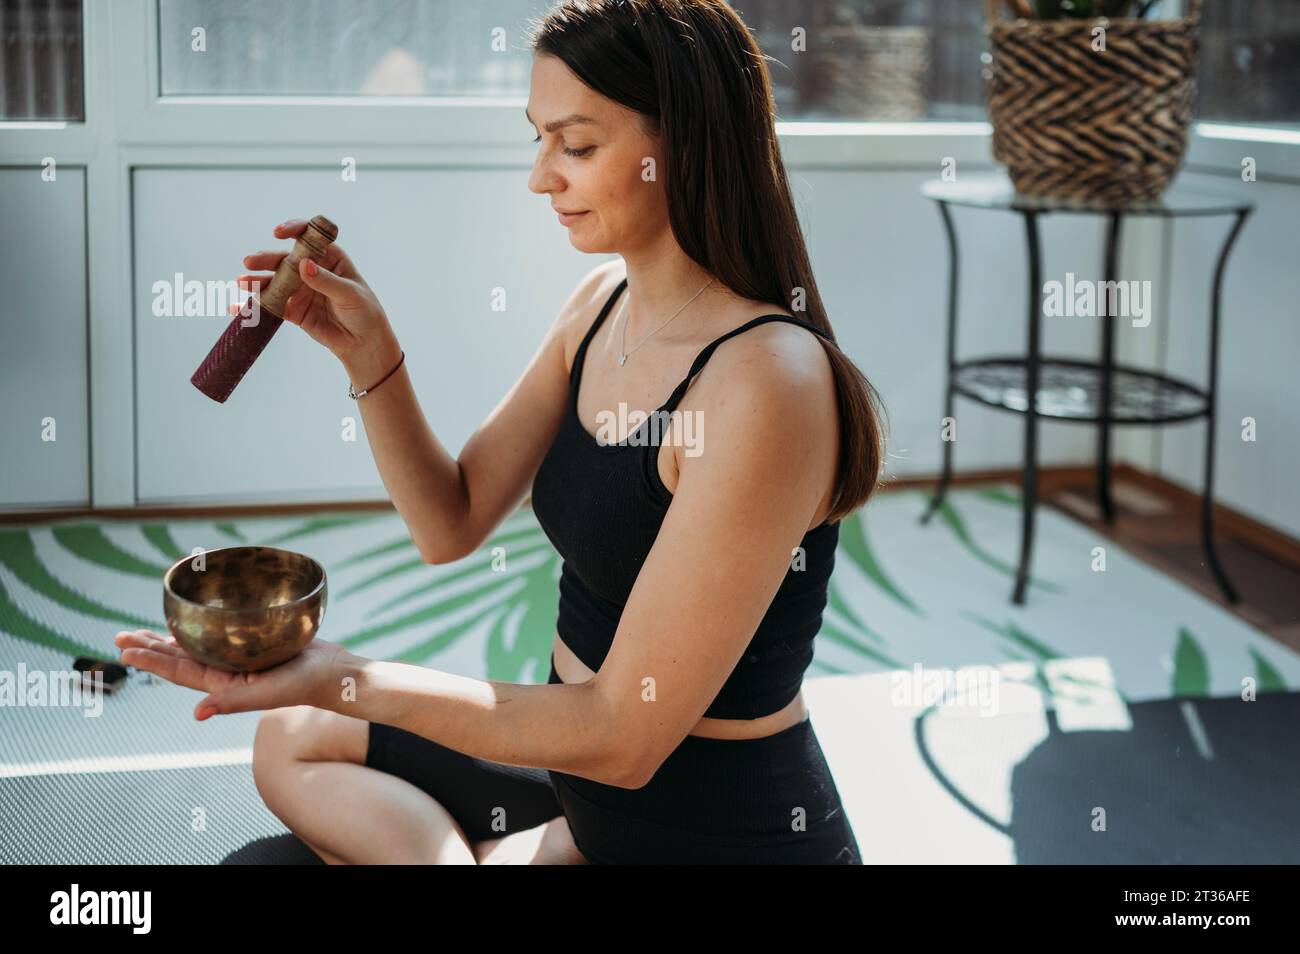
[1013, 211, 1043, 605]
[1097, 212, 1122, 523]
[921, 200, 959, 526]
[1201, 209, 1249, 605]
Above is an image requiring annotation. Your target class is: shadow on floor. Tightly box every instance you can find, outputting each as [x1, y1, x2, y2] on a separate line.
[935, 691, 1300, 863]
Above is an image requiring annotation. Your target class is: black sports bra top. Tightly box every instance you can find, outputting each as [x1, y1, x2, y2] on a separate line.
[530, 277, 840, 720]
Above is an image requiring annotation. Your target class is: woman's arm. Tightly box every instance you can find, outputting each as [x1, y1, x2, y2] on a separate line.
[580, 325, 840, 787]
[325, 656, 634, 787]
[248, 214, 618, 566]
[335, 260, 622, 564]
[337, 331, 461, 562]
[113, 630, 633, 785]
[240, 220, 619, 563]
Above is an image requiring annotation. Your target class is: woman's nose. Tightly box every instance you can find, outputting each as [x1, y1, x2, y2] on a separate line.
[526, 155, 546, 194]
[528, 149, 563, 195]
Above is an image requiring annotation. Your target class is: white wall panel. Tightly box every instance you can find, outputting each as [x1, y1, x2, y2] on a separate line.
[0, 166, 89, 509]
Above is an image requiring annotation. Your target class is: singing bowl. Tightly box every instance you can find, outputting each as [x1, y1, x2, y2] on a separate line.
[162, 546, 327, 673]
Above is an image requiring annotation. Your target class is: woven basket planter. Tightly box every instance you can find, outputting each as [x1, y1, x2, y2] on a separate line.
[986, 0, 1202, 203]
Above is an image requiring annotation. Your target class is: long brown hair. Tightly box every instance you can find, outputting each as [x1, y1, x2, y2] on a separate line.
[528, 0, 889, 522]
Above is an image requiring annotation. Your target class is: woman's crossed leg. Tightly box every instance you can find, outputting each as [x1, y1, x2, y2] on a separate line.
[251, 705, 586, 864]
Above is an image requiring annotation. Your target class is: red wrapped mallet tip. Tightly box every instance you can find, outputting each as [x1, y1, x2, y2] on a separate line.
[191, 215, 339, 404]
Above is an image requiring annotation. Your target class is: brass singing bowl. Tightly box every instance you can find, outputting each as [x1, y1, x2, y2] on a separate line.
[162, 546, 327, 673]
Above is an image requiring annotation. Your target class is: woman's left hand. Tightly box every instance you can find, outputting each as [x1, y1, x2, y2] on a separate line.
[114, 629, 355, 721]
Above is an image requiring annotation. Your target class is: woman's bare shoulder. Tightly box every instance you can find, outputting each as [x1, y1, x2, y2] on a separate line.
[710, 308, 833, 384]
[692, 311, 838, 444]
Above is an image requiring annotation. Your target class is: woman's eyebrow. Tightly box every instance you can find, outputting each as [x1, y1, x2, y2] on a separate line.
[525, 107, 599, 132]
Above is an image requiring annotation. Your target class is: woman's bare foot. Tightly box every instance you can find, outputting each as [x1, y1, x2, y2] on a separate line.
[472, 815, 589, 865]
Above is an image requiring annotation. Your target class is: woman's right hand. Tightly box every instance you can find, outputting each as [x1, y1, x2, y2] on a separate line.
[230, 219, 391, 361]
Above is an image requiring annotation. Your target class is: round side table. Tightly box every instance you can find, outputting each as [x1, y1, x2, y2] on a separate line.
[918, 174, 1253, 606]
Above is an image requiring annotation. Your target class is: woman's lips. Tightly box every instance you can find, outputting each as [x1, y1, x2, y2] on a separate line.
[558, 210, 589, 225]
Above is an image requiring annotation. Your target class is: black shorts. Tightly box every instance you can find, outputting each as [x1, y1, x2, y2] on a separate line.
[364, 655, 862, 864]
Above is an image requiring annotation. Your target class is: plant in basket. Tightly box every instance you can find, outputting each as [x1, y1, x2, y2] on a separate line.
[985, 0, 1202, 203]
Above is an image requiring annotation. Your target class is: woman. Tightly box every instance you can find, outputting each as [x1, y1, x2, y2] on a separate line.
[117, 0, 886, 864]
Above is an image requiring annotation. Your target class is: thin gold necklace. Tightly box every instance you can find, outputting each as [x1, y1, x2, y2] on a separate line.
[616, 278, 713, 367]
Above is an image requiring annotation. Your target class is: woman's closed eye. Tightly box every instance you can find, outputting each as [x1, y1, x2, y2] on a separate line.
[532, 134, 595, 158]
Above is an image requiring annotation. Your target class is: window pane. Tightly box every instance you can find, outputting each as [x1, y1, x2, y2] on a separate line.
[1198, 0, 1300, 124]
[158, 0, 549, 97]
[740, 0, 986, 121]
[0, 0, 84, 121]
[155, 0, 1299, 127]
[744, 0, 1300, 125]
